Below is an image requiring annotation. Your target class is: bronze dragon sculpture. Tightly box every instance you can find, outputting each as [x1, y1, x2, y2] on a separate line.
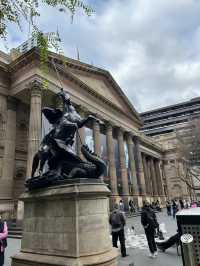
[26, 89, 106, 190]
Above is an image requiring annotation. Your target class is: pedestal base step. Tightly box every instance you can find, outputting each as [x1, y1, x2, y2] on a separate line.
[12, 249, 118, 266]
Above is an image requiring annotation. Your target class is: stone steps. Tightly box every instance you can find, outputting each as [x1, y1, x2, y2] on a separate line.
[7, 222, 22, 239]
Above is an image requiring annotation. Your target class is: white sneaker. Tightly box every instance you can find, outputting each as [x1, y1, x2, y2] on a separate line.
[148, 253, 154, 258]
[153, 252, 158, 257]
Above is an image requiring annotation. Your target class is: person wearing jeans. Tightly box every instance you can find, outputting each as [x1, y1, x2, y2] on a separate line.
[172, 200, 178, 219]
[109, 204, 128, 257]
[141, 201, 159, 258]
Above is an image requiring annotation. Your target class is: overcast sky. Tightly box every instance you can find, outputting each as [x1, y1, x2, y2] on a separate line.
[1, 0, 200, 112]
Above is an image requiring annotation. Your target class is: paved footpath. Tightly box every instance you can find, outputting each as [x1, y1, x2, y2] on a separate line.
[4, 212, 182, 266]
[118, 211, 182, 266]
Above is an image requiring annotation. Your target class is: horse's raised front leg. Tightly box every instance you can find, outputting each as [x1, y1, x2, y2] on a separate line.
[31, 152, 40, 178]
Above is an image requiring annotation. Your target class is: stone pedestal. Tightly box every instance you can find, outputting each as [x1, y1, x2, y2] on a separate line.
[12, 181, 118, 266]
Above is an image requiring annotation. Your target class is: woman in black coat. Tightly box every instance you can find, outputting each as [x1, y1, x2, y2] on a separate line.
[141, 202, 159, 258]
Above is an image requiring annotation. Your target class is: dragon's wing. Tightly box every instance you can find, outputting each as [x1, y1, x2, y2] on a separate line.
[42, 107, 63, 124]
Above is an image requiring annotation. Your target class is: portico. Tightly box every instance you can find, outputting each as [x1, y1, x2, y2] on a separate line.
[0, 47, 167, 219]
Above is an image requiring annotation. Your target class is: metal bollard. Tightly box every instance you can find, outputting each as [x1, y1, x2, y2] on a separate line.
[181, 234, 196, 266]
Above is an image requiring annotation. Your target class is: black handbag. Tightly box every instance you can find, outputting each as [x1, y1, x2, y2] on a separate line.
[2, 238, 7, 248]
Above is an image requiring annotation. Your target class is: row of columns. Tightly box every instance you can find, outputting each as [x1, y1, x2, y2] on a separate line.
[142, 154, 165, 198]
[90, 123, 165, 208]
[0, 81, 166, 208]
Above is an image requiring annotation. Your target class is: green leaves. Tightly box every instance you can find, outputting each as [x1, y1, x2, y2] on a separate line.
[0, 0, 94, 40]
[0, 0, 94, 90]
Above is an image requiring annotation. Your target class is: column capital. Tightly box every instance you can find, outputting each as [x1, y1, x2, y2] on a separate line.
[29, 80, 42, 96]
[133, 135, 140, 144]
[104, 120, 115, 130]
[125, 131, 135, 142]
[93, 119, 100, 128]
[116, 126, 125, 137]
[150, 156, 155, 163]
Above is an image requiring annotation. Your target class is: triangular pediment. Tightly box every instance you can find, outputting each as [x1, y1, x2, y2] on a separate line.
[69, 69, 127, 110]
[63, 66, 141, 125]
[8, 48, 141, 126]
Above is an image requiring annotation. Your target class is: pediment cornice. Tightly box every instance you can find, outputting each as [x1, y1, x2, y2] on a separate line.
[50, 62, 141, 125]
[8, 47, 142, 126]
[48, 52, 141, 124]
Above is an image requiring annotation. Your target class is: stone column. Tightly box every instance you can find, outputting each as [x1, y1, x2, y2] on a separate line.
[150, 158, 158, 198]
[142, 154, 150, 196]
[133, 136, 146, 197]
[93, 120, 101, 156]
[76, 108, 85, 159]
[1, 97, 17, 199]
[105, 122, 118, 198]
[117, 128, 129, 209]
[127, 133, 138, 196]
[0, 93, 7, 142]
[155, 159, 165, 196]
[146, 158, 153, 197]
[26, 81, 42, 178]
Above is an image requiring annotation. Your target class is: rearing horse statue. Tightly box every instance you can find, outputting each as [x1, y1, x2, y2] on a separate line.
[27, 89, 106, 190]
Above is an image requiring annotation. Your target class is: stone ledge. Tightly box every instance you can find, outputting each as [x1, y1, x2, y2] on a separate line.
[21, 182, 110, 201]
[12, 248, 118, 266]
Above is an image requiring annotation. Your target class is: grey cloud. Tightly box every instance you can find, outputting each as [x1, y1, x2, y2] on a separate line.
[2, 0, 200, 113]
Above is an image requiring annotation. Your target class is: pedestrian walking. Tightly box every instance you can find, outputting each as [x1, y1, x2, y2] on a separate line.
[0, 215, 8, 266]
[155, 200, 161, 212]
[119, 199, 125, 212]
[129, 199, 135, 214]
[191, 201, 197, 208]
[172, 200, 178, 219]
[109, 203, 128, 257]
[166, 201, 171, 216]
[179, 199, 184, 209]
[185, 200, 190, 208]
[141, 201, 159, 258]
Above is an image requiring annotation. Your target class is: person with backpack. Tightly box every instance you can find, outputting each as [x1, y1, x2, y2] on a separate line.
[109, 203, 128, 257]
[0, 215, 8, 266]
[141, 201, 159, 258]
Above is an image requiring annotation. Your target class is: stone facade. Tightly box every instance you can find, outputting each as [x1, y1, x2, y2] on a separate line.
[140, 98, 199, 201]
[0, 47, 167, 219]
[154, 132, 193, 200]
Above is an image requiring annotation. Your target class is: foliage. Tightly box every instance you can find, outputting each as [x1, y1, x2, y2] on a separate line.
[0, 0, 94, 40]
[0, 0, 94, 89]
[176, 118, 200, 191]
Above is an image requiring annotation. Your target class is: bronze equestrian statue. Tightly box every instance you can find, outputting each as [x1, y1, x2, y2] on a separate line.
[26, 89, 106, 190]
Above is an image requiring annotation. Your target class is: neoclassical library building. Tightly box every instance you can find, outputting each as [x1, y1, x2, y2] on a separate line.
[0, 44, 192, 219]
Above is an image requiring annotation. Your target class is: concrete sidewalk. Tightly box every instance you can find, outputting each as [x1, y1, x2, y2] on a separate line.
[5, 212, 182, 266]
[118, 211, 182, 266]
